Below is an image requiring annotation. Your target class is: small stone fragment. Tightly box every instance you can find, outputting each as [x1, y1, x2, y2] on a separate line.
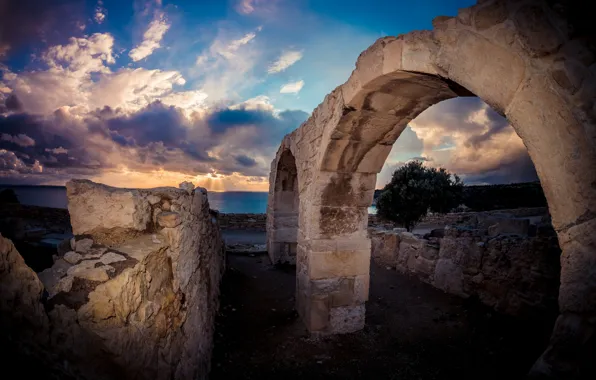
[100, 252, 127, 265]
[157, 212, 182, 228]
[63, 251, 83, 265]
[179, 181, 195, 194]
[152, 234, 162, 244]
[69, 266, 109, 282]
[75, 238, 94, 253]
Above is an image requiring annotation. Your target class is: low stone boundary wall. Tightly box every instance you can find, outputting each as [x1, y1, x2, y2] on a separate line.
[370, 212, 561, 319]
[216, 213, 266, 230]
[368, 207, 549, 229]
[0, 180, 225, 379]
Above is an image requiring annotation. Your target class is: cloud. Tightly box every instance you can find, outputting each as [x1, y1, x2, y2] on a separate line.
[0, 97, 308, 187]
[0, 0, 85, 58]
[280, 80, 304, 94]
[193, 27, 262, 102]
[1, 34, 198, 116]
[1, 133, 35, 147]
[268, 50, 303, 74]
[235, 0, 277, 15]
[94, 1, 106, 24]
[129, 12, 170, 62]
[235, 154, 257, 167]
[407, 98, 537, 185]
[0, 149, 42, 174]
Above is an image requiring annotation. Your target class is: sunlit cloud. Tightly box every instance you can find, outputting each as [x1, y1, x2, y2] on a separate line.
[235, 0, 277, 15]
[194, 27, 262, 102]
[377, 98, 538, 188]
[129, 12, 170, 62]
[268, 50, 303, 74]
[1, 133, 35, 147]
[280, 80, 304, 94]
[94, 1, 107, 24]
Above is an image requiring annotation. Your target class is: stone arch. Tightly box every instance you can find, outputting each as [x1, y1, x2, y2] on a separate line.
[267, 0, 595, 376]
[266, 146, 300, 264]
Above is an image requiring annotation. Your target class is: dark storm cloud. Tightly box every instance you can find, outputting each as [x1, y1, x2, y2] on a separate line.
[235, 154, 257, 167]
[0, 0, 85, 58]
[5, 94, 23, 111]
[207, 108, 274, 134]
[0, 100, 309, 183]
[461, 151, 539, 185]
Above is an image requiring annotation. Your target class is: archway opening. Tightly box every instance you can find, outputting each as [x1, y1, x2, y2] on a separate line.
[268, 149, 299, 264]
[371, 95, 561, 319]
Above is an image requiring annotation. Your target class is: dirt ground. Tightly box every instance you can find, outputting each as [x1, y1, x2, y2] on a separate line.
[210, 250, 557, 380]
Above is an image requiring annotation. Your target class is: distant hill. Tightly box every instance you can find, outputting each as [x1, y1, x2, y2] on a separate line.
[374, 181, 547, 211]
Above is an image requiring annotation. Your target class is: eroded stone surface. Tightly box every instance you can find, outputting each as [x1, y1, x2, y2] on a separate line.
[1, 180, 225, 380]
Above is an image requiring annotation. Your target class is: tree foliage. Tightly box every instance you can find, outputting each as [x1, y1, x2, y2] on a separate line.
[376, 160, 463, 231]
[0, 188, 19, 204]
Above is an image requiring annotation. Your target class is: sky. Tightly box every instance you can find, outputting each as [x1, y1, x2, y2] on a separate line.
[0, 0, 539, 191]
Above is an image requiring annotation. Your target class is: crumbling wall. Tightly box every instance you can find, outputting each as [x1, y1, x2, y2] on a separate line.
[0, 179, 225, 379]
[370, 212, 561, 318]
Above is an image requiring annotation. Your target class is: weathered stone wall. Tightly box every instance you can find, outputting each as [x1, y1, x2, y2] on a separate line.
[370, 213, 561, 318]
[217, 213, 266, 231]
[0, 180, 225, 380]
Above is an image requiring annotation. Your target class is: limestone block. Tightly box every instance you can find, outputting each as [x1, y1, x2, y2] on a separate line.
[157, 212, 182, 228]
[356, 144, 394, 173]
[311, 171, 376, 207]
[507, 75, 596, 229]
[309, 206, 368, 240]
[401, 30, 439, 74]
[308, 249, 371, 280]
[435, 29, 525, 112]
[354, 274, 370, 303]
[434, 258, 466, 297]
[474, 0, 508, 30]
[513, 4, 564, 57]
[329, 304, 365, 334]
[353, 37, 389, 86]
[382, 38, 403, 74]
[557, 218, 596, 314]
[370, 230, 400, 267]
[67, 180, 152, 235]
[309, 295, 330, 332]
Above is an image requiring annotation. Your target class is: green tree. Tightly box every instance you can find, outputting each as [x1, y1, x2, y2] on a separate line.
[376, 160, 463, 231]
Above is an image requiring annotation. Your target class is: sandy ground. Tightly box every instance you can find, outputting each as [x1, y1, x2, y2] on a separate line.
[210, 249, 557, 380]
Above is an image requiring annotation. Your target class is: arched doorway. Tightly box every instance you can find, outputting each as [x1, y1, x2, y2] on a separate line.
[267, 149, 299, 264]
[267, 1, 595, 376]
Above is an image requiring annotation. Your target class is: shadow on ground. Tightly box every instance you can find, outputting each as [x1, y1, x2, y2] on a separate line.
[211, 251, 556, 380]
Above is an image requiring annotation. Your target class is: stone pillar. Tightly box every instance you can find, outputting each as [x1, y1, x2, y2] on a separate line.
[530, 218, 596, 377]
[296, 171, 375, 334]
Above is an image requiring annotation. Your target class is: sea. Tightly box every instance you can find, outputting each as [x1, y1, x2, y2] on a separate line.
[1, 185, 378, 214]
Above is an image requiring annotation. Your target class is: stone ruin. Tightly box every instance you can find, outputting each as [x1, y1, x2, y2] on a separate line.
[0, 179, 225, 379]
[266, 0, 596, 376]
[370, 210, 561, 319]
